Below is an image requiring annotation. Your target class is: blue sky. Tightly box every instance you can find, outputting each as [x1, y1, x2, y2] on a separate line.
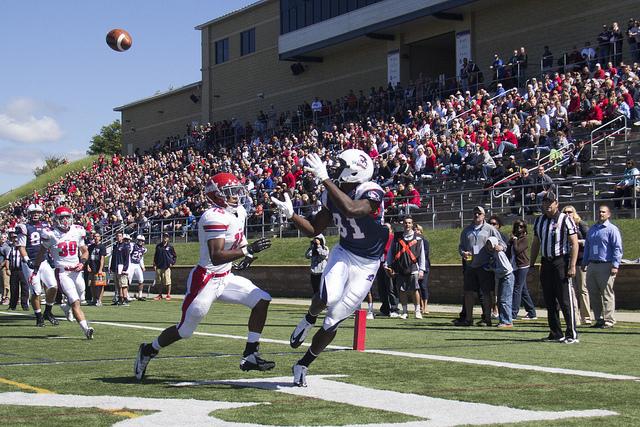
[0, 0, 255, 194]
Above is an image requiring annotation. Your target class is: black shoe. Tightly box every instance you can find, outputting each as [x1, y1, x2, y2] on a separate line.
[240, 352, 276, 371]
[22, 305, 29, 311]
[453, 319, 472, 327]
[591, 320, 605, 328]
[541, 334, 565, 343]
[134, 343, 158, 381]
[36, 317, 45, 327]
[45, 311, 59, 326]
[476, 319, 492, 327]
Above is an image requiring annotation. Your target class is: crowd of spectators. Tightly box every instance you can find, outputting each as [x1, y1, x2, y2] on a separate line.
[2, 18, 640, 240]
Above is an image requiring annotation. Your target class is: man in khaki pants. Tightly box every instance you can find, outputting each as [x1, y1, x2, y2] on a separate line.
[0, 233, 10, 305]
[153, 233, 177, 301]
[582, 205, 623, 329]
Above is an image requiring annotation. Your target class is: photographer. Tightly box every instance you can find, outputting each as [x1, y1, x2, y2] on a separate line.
[305, 234, 329, 295]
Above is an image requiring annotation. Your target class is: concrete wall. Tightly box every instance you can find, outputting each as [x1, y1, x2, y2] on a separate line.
[164, 264, 640, 309]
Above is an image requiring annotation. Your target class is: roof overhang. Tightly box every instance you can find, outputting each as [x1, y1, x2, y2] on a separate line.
[279, 0, 476, 60]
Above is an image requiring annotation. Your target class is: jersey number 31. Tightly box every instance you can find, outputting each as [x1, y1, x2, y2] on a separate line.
[333, 213, 364, 239]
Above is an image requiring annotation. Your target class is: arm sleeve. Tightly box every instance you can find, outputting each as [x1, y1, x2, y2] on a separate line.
[40, 230, 54, 249]
[582, 231, 591, 267]
[15, 224, 27, 247]
[611, 227, 623, 268]
[201, 211, 230, 241]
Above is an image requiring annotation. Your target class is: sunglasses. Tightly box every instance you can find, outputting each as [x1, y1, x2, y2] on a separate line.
[489, 222, 498, 226]
[563, 210, 574, 214]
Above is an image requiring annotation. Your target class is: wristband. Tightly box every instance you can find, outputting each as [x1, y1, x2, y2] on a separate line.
[22, 255, 30, 263]
[241, 246, 248, 256]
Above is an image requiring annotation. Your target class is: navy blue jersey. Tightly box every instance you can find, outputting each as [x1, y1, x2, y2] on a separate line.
[323, 182, 387, 260]
[130, 243, 147, 264]
[15, 222, 49, 260]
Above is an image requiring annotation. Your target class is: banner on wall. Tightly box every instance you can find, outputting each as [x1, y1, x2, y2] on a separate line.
[455, 31, 471, 78]
[387, 50, 400, 86]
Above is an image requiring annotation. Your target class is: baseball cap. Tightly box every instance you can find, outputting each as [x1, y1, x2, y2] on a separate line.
[473, 206, 485, 214]
[542, 192, 557, 203]
[162, 232, 170, 237]
[123, 233, 131, 240]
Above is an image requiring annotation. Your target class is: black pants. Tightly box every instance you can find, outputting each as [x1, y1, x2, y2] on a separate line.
[541, 257, 577, 340]
[9, 270, 29, 310]
[376, 263, 398, 315]
[310, 273, 322, 296]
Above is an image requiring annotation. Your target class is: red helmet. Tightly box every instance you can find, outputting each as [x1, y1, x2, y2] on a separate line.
[54, 206, 73, 232]
[205, 173, 246, 214]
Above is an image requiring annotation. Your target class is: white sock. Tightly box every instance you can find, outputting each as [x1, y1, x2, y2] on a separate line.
[247, 331, 261, 343]
[152, 338, 162, 351]
[367, 303, 373, 312]
[414, 304, 420, 313]
[79, 320, 89, 333]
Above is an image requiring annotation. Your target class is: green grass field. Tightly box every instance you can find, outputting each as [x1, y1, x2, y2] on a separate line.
[170, 218, 640, 266]
[1, 300, 639, 426]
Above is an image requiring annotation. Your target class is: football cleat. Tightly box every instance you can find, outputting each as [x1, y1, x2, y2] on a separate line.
[85, 327, 94, 340]
[240, 352, 275, 371]
[36, 317, 45, 327]
[292, 364, 308, 387]
[290, 318, 313, 348]
[61, 303, 75, 322]
[45, 311, 59, 326]
[134, 343, 158, 381]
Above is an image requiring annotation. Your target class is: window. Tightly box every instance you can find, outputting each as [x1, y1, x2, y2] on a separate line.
[215, 38, 229, 64]
[240, 28, 255, 56]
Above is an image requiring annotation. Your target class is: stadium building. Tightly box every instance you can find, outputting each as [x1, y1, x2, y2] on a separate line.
[115, 0, 636, 153]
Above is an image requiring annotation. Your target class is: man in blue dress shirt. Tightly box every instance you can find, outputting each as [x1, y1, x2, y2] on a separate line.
[582, 205, 623, 329]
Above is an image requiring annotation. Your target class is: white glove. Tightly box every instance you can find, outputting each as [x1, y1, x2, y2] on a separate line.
[270, 192, 294, 219]
[304, 153, 329, 181]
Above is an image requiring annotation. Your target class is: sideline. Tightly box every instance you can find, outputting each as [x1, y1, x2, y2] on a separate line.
[4, 311, 638, 381]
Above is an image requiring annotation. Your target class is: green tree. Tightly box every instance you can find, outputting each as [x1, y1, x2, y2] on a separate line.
[87, 120, 122, 155]
[33, 156, 68, 177]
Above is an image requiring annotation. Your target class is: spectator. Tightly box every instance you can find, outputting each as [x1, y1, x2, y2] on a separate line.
[541, 46, 554, 72]
[485, 236, 514, 328]
[153, 233, 177, 301]
[400, 183, 421, 214]
[611, 22, 623, 65]
[87, 232, 107, 306]
[583, 204, 623, 329]
[561, 206, 591, 326]
[305, 234, 329, 296]
[385, 216, 426, 319]
[508, 219, 537, 321]
[414, 224, 431, 315]
[581, 42, 597, 69]
[455, 206, 505, 327]
[613, 159, 639, 208]
[530, 165, 556, 211]
[597, 25, 612, 65]
[0, 233, 9, 305]
[376, 223, 400, 318]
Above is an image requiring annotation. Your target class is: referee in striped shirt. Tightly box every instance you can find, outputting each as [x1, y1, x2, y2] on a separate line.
[529, 191, 580, 344]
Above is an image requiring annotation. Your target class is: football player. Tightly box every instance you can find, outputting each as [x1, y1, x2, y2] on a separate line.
[134, 172, 273, 381]
[129, 235, 147, 301]
[272, 149, 387, 387]
[15, 204, 60, 327]
[33, 206, 94, 339]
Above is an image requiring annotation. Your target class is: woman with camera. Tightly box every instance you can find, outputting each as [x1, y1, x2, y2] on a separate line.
[305, 234, 329, 295]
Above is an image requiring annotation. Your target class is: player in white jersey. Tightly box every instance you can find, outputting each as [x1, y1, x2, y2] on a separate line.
[34, 206, 94, 339]
[272, 149, 387, 387]
[16, 204, 60, 327]
[134, 172, 273, 381]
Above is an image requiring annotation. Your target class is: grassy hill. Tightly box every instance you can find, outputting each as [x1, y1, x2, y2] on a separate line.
[0, 155, 99, 208]
[171, 218, 640, 266]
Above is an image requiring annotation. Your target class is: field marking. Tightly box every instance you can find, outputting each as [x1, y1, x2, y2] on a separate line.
[4, 312, 639, 382]
[0, 377, 53, 394]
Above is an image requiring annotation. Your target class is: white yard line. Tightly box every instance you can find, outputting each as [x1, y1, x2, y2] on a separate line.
[4, 311, 638, 381]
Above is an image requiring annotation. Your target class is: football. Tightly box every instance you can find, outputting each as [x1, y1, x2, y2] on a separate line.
[106, 28, 132, 52]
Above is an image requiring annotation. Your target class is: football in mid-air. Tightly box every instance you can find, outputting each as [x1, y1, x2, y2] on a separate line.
[106, 29, 132, 52]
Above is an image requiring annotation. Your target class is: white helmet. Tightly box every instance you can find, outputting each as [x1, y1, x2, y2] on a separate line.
[123, 233, 131, 240]
[136, 234, 145, 242]
[330, 149, 374, 184]
[27, 204, 44, 223]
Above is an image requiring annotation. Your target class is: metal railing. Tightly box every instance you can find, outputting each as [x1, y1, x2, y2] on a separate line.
[590, 115, 628, 158]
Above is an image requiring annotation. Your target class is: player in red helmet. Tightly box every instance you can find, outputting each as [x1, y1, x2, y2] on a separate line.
[134, 173, 274, 381]
[34, 206, 94, 339]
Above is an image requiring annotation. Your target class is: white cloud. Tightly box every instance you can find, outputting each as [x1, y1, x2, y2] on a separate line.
[0, 98, 64, 144]
[0, 147, 44, 176]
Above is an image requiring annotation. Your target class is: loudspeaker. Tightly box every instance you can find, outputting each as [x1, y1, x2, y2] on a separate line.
[290, 63, 305, 76]
[190, 94, 200, 103]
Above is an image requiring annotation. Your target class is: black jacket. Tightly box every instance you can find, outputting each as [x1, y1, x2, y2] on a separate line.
[154, 243, 177, 269]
